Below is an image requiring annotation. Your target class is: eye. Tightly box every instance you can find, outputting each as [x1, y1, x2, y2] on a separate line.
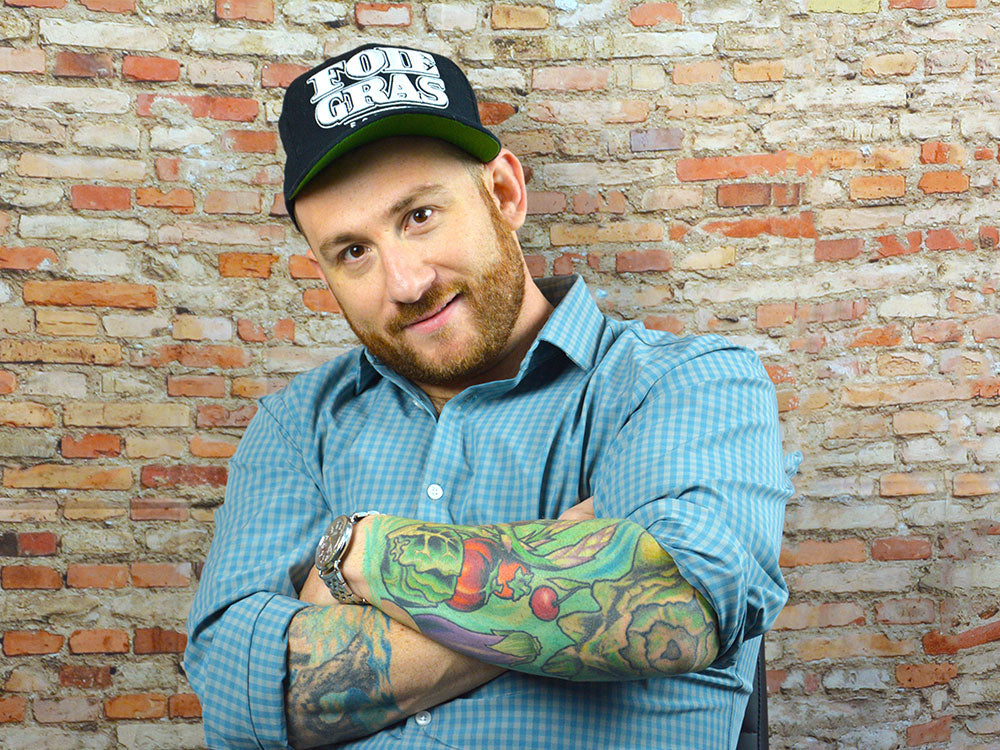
[410, 207, 434, 224]
[341, 244, 368, 262]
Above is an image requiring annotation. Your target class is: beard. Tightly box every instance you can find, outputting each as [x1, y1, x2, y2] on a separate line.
[343, 184, 527, 389]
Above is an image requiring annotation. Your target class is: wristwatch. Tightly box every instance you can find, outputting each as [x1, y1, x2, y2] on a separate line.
[315, 511, 380, 604]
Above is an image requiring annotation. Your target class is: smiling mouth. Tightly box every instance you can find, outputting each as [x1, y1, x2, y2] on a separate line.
[406, 294, 459, 328]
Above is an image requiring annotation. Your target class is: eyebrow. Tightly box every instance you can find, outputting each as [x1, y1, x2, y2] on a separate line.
[317, 183, 451, 258]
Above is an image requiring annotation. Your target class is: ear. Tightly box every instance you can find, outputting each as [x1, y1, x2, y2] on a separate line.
[482, 148, 527, 232]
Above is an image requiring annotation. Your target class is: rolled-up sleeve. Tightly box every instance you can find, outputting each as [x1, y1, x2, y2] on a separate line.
[592, 338, 800, 666]
[185, 394, 326, 749]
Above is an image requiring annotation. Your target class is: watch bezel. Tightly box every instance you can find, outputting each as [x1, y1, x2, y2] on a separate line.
[315, 515, 351, 572]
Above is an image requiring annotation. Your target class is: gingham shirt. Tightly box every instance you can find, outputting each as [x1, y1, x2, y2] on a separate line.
[186, 275, 801, 750]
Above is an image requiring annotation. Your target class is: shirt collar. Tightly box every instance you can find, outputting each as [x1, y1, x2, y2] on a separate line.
[354, 274, 605, 393]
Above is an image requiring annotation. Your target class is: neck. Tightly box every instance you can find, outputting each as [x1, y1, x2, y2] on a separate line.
[421, 276, 554, 413]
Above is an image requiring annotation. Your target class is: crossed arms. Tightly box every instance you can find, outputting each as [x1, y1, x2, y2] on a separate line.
[284, 498, 720, 748]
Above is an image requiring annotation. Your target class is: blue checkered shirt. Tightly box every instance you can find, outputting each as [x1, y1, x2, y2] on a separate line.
[186, 275, 801, 749]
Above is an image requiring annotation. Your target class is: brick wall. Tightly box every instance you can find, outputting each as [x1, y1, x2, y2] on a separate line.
[1, 1, 998, 747]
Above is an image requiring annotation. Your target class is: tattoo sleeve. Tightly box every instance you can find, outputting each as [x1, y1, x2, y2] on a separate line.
[361, 516, 721, 681]
[285, 604, 404, 748]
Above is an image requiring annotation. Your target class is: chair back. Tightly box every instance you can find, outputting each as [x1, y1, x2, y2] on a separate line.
[735, 637, 768, 750]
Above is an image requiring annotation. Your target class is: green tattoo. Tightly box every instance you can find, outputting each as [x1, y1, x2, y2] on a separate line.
[285, 605, 404, 747]
[363, 517, 720, 681]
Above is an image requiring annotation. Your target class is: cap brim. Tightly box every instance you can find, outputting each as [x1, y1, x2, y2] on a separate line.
[287, 112, 502, 202]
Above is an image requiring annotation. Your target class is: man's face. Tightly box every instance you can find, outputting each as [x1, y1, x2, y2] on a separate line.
[293, 138, 528, 390]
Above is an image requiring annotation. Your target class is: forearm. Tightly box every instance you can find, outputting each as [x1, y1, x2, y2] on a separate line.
[285, 603, 503, 749]
[350, 516, 720, 682]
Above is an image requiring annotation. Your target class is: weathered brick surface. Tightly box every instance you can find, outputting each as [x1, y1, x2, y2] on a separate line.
[0, 4, 996, 748]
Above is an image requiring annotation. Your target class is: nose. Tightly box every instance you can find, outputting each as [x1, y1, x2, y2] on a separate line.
[380, 240, 435, 305]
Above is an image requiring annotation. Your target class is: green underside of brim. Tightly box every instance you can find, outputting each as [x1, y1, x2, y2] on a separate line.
[289, 113, 502, 201]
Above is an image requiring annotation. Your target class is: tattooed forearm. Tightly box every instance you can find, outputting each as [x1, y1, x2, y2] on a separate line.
[286, 605, 404, 748]
[360, 517, 720, 682]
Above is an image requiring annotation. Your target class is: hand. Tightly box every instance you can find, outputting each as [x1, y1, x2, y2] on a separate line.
[558, 497, 595, 521]
[299, 565, 336, 606]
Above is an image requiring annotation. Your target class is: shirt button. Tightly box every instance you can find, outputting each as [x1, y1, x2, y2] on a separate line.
[415, 710, 431, 726]
[426, 483, 443, 500]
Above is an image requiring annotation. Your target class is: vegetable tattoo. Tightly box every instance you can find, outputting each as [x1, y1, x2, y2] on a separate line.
[364, 517, 719, 681]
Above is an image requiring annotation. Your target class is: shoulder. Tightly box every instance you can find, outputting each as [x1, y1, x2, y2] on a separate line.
[596, 322, 768, 405]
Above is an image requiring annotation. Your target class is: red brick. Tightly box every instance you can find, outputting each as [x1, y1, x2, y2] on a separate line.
[923, 618, 1000, 654]
[921, 141, 954, 164]
[673, 61, 722, 85]
[478, 101, 516, 126]
[924, 228, 971, 251]
[0, 370, 15, 393]
[717, 183, 771, 207]
[980, 226, 1000, 249]
[155, 158, 180, 182]
[850, 175, 906, 200]
[890, 0, 936, 7]
[356, 2, 411, 25]
[906, 716, 951, 746]
[140, 464, 227, 489]
[849, 324, 902, 348]
[262, 62, 310, 88]
[69, 629, 129, 654]
[289, 255, 323, 280]
[872, 536, 931, 561]
[0, 47, 45, 73]
[169, 693, 201, 718]
[876, 231, 922, 257]
[105, 693, 167, 720]
[71, 185, 131, 211]
[205, 190, 262, 215]
[701, 212, 816, 239]
[135, 187, 195, 213]
[2, 565, 62, 589]
[61, 433, 122, 458]
[232, 377, 287, 399]
[197, 403, 257, 428]
[133, 343, 250, 369]
[53, 51, 113, 78]
[629, 1, 682, 25]
[0, 246, 58, 271]
[133, 627, 187, 654]
[7, 0, 64, 4]
[880, 472, 937, 496]
[912, 320, 962, 343]
[122, 56, 180, 82]
[773, 602, 865, 630]
[0, 696, 25, 723]
[780, 538, 866, 567]
[16, 531, 58, 556]
[59, 665, 112, 688]
[918, 171, 969, 194]
[491, 3, 547, 28]
[66, 564, 128, 589]
[270, 194, 288, 216]
[190, 434, 238, 458]
[130, 562, 190, 588]
[218, 252, 278, 278]
[273, 318, 294, 340]
[815, 237, 864, 262]
[222, 130, 277, 153]
[167, 375, 226, 398]
[130, 497, 188, 521]
[136, 94, 258, 122]
[677, 152, 790, 182]
[896, 663, 958, 688]
[3, 630, 64, 655]
[23, 280, 156, 309]
[236, 318, 266, 342]
[756, 303, 796, 329]
[80, 0, 135, 10]
[532, 66, 609, 91]
[303, 289, 341, 313]
[216, 0, 273, 21]
[616, 249, 672, 273]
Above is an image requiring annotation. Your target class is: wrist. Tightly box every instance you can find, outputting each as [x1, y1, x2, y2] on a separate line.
[341, 514, 375, 603]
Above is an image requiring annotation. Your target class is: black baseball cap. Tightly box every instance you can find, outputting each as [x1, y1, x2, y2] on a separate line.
[279, 43, 502, 227]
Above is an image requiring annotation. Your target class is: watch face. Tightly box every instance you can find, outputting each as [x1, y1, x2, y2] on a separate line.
[315, 516, 349, 570]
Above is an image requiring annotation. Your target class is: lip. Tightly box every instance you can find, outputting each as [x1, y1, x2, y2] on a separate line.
[406, 294, 460, 333]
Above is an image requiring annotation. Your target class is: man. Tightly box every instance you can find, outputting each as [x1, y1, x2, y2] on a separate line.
[186, 43, 800, 749]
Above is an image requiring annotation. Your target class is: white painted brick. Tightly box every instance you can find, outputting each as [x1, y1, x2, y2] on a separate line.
[640, 185, 703, 210]
[901, 499, 1000, 526]
[172, 314, 233, 341]
[281, 0, 349, 24]
[187, 58, 255, 86]
[0, 307, 32, 334]
[960, 110, 1000, 139]
[821, 668, 894, 690]
[901, 437, 967, 464]
[20, 215, 148, 242]
[815, 207, 905, 232]
[606, 32, 716, 58]
[60, 527, 136, 555]
[101, 372, 157, 396]
[150, 125, 214, 151]
[0, 11, 32, 41]
[427, 3, 479, 30]
[784, 501, 897, 531]
[189, 28, 318, 57]
[630, 63, 666, 90]
[264, 345, 348, 372]
[556, 0, 616, 26]
[64, 248, 132, 277]
[899, 111, 952, 139]
[922, 560, 1000, 592]
[787, 564, 916, 593]
[904, 204, 962, 226]
[17, 153, 146, 181]
[0, 82, 130, 115]
[72, 122, 142, 151]
[102, 314, 170, 338]
[690, 2, 751, 23]
[0, 728, 112, 750]
[39, 19, 168, 51]
[116, 721, 205, 749]
[762, 117, 892, 146]
[876, 292, 939, 318]
[0, 433, 52, 458]
[466, 67, 525, 89]
[143, 0, 203, 14]
[691, 122, 754, 151]
[21, 371, 88, 399]
[0, 183, 63, 208]
[0, 281, 10, 304]
[539, 160, 671, 186]
[0, 117, 65, 144]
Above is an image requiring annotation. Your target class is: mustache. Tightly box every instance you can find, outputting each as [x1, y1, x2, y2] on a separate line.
[386, 284, 465, 333]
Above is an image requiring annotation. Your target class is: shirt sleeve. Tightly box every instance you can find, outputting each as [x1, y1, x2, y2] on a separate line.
[185, 393, 327, 749]
[591, 336, 800, 667]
